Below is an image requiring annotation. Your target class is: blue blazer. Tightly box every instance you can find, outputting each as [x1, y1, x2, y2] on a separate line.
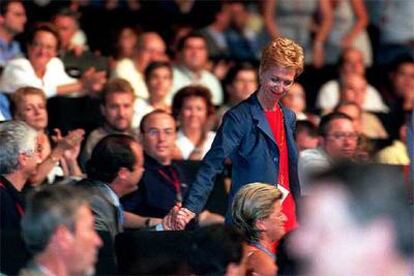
[183, 93, 300, 219]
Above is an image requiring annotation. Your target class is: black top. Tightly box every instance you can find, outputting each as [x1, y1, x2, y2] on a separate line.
[0, 175, 30, 275]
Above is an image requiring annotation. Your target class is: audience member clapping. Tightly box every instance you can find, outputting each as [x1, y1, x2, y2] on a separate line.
[0, 23, 106, 98]
[11, 87, 84, 186]
[52, 8, 109, 77]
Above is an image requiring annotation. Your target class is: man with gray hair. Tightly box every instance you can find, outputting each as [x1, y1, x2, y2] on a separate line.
[0, 120, 39, 274]
[20, 185, 102, 276]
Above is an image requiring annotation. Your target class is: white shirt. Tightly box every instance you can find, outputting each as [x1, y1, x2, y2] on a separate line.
[169, 65, 223, 105]
[176, 130, 216, 160]
[298, 148, 331, 195]
[132, 98, 155, 129]
[0, 57, 76, 98]
[316, 79, 389, 113]
[111, 58, 149, 99]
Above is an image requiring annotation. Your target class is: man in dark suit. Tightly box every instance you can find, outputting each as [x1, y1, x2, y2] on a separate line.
[78, 134, 180, 274]
[0, 121, 39, 274]
[78, 134, 146, 239]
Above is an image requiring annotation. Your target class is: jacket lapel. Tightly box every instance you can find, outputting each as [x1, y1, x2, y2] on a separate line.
[249, 94, 277, 145]
[282, 105, 298, 162]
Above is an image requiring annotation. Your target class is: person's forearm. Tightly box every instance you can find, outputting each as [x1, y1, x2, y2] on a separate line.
[29, 149, 63, 186]
[314, 0, 333, 44]
[262, 0, 278, 38]
[56, 81, 83, 96]
[123, 211, 162, 228]
[345, 0, 368, 41]
[65, 158, 83, 177]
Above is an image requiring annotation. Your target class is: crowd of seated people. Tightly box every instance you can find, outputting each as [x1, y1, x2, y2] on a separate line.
[0, 0, 412, 275]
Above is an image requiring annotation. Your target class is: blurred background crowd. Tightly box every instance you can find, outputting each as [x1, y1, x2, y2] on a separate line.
[0, 0, 412, 275]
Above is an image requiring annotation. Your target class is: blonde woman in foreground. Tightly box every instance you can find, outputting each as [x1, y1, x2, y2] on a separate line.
[232, 183, 287, 276]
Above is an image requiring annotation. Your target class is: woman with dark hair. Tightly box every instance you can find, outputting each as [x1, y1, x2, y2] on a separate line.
[172, 85, 216, 160]
[0, 23, 106, 98]
[132, 61, 173, 128]
[111, 26, 139, 63]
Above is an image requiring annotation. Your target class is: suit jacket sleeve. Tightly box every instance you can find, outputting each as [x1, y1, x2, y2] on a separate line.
[90, 194, 118, 239]
[183, 110, 247, 214]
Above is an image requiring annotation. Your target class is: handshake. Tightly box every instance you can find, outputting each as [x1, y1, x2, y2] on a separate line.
[162, 203, 196, 231]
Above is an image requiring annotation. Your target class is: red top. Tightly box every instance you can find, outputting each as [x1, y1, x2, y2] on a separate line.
[265, 109, 297, 234]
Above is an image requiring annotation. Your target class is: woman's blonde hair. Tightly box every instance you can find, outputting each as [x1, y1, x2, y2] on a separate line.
[259, 37, 304, 77]
[11, 86, 47, 117]
[231, 183, 283, 242]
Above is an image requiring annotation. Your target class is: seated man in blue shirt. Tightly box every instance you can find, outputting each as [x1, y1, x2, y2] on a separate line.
[0, 0, 26, 69]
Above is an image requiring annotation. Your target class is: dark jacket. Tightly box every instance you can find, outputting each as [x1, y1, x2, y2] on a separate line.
[0, 175, 29, 274]
[121, 154, 189, 218]
[183, 93, 300, 220]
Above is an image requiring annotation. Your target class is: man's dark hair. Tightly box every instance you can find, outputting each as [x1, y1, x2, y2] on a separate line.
[389, 55, 414, 73]
[139, 109, 175, 134]
[26, 22, 61, 52]
[312, 162, 413, 258]
[51, 8, 80, 23]
[334, 101, 362, 114]
[176, 32, 207, 53]
[144, 61, 172, 82]
[188, 224, 244, 276]
[0, 0, 22, 16]
[318, 112, 353, 137]
[224, 62, 258, 86]
[296, 120, 318, 138]
[86, 134, 137, 183]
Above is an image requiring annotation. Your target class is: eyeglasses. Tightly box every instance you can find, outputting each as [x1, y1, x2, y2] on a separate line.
[144, 128, 175, 137]
[326, 132, 359, 141]
[20, 144, 42, 156]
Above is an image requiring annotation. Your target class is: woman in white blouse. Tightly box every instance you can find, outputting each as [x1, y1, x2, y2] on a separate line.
[172, 85, 216, 160]
[132, 61, 173, 128]
[0, 23, 106, 98]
